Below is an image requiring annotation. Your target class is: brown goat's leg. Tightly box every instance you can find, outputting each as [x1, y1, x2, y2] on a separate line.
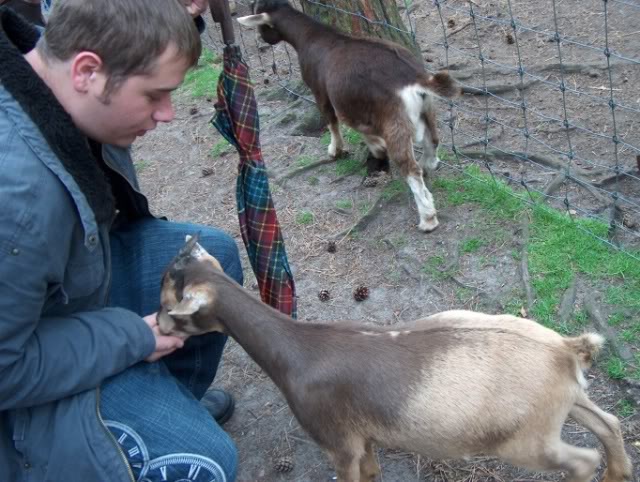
[329, 448, 364, 482]
[321, 104, 344, 158]
[386, 130, 438, 232]
[359, 441, 380, 482]
[569, 393, 633, 482]
[363, 135, 390, 174]
[419, 107, 440, 176]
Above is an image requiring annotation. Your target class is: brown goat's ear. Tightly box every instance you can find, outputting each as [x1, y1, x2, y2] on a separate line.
[168, 287, 211, 316]
[184, 235, 223, 271]
[237, 13, 272, 27]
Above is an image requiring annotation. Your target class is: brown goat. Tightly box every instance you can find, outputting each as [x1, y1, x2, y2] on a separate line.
[237, 0, 461, 232]
[158, 236, 634, 482]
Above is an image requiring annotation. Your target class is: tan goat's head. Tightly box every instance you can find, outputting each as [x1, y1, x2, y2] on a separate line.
[157, 234, 227, 338]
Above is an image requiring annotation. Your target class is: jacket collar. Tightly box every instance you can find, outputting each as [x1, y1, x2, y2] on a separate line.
[0, 7, 114, 223]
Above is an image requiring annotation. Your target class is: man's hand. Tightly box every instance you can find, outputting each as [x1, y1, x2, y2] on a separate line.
[182, 0, 208, 17]
[142, 313, 185, 362]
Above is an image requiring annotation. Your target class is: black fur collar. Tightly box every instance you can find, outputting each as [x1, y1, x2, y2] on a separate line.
[0, 7, 114, 223]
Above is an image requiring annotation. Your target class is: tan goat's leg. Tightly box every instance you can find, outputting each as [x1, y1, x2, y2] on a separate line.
[386, 130, 439, 232]
[570, 393, 633, 482]
[502, 439, 600, 482]
[359, 442, 380, 482]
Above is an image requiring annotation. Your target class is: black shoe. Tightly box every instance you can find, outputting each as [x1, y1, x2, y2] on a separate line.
[201, 389, 235, 426]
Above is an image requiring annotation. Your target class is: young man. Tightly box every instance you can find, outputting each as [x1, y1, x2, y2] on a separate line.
[0, 0, 241, 480]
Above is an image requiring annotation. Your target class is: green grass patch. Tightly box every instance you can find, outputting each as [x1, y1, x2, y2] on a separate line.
[461, 238, 485, 254]
[616, 398, 636, 418]
[335, 199, 353, 210]
[336, 157, 366, 177]
[210, 139, 232, 157]
[296, 155, 315, 168]
[295, 211, 314, 225]
[306, 176, 319, 186]
[433, 162, 640, 378]
[382, 180, 408, 201]
[320, 126, 363, 147]
[181, 48, 222, 98]
[134, 159, 149, 172]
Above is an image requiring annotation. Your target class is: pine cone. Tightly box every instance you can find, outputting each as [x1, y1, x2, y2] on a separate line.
[362, 177, 378, 188]
[274, 456, 294, 473]
[353, 285, 369, 302]
[201, 167, 215, 177]
[318, 289, 331, 302]
[327, 241, 337, 253]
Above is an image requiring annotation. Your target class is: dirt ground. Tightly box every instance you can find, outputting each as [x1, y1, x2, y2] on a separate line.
[133, 0, 640, 480]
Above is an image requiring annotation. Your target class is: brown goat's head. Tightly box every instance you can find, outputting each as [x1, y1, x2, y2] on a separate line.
[157, 234, 227, 338]
[237, 0, 290, 45]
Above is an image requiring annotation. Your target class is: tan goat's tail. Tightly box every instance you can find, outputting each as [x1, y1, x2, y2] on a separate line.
[565, 333, 605, 369]
[419, 71, 461, 98]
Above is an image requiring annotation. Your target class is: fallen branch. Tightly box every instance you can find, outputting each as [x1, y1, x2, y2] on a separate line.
[274, 158, 336, 186]
[519, 217, 535, 312]
[332, 190, 403, 240]
[584, 298, 635, 363]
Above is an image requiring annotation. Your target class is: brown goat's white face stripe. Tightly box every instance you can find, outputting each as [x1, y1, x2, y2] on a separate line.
[236, 13, 273, 28]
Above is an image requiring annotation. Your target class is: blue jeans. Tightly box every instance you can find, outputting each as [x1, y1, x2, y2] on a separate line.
[103, 218, 243, 482]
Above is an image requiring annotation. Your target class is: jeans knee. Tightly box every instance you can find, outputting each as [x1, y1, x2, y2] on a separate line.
[209, 431, 238, 482]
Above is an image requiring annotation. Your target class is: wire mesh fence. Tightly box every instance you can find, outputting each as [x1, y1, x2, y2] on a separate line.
[205, 0, 640, 260]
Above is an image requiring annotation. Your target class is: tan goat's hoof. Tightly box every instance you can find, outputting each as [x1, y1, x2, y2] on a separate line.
[418, 216, 439, 232]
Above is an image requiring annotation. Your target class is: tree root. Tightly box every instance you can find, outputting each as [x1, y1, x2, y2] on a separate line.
[558, 276, 578, 324]
[331, 190, 403, 240]
[519, 216, 536, 313]
[462, 78, 542, 96]
[543, 172, 566, 198]
[584, 298, 635, 363]
[457, 148, 604, 178]
[449, 61, 623, 81]
[274, 158, 336, 186]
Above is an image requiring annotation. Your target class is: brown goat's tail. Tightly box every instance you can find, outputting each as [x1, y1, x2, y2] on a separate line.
[564, 333, 605, 369]
[419, 71, 461, 98]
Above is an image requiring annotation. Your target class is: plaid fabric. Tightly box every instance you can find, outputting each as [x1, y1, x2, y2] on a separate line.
[212, 53, 297, 318]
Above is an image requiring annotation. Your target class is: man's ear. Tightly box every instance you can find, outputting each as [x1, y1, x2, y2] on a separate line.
[70, 51, 104, 94]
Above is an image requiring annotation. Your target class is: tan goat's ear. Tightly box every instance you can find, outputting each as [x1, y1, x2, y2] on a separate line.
[168, 289, 210, 316]
[237, 13, 272, 27]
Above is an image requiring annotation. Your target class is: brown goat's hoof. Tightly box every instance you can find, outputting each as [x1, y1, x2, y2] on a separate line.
[418, 216, 439, 232]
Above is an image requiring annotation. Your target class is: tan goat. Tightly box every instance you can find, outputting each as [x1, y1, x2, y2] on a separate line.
[157, 236, 633, 482]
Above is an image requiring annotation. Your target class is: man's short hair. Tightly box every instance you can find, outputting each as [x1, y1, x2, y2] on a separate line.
[38, 0, 202, 97]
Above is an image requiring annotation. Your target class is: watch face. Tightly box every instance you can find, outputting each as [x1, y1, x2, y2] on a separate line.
[105, 421, 227, 482]
[105, 421, 150, 478]
[142, 454, 227, 482]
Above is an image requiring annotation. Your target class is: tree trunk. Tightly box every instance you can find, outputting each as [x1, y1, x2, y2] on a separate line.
[300, 0, 420, 59]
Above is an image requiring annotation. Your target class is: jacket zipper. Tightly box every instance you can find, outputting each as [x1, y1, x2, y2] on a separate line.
[95, 386, 135, 482]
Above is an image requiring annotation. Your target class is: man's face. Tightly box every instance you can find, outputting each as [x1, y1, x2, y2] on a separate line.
[80, 46, 190, 147]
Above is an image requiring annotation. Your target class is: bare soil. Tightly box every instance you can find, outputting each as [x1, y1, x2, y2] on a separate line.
[133, 1, 640, 480]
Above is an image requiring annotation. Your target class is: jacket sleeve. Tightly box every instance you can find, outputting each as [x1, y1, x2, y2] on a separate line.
[0, 209, 156, 411]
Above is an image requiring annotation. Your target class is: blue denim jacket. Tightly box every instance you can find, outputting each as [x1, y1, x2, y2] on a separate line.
[0, 9, 156, 481]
